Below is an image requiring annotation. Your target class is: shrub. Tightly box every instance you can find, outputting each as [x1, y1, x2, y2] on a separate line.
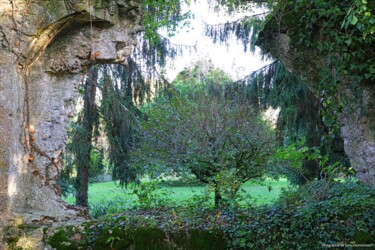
[227, 179, 375, 249]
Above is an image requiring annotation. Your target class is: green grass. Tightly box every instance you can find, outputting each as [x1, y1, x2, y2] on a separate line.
[64, 178, 289, 207]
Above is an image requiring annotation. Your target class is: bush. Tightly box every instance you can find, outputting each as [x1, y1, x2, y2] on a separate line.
[227, 179, 375, 249]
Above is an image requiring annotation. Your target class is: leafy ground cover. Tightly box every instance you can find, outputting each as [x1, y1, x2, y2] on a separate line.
[51, 180, 375, 249]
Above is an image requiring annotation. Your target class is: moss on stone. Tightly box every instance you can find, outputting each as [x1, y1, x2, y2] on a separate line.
[3, 226, 21, 247]
[189, 229, 227, 249]
[47, 224, 228, 250]
[91, 227, 227, 250]
[48, 229, 77, 250]
[17, 224, 40, 231]
[91, 226, 132, 250]
[131, 228, 167, 249]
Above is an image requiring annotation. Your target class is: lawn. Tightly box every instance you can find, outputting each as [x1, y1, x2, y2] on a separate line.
[64, 178, 289, 208]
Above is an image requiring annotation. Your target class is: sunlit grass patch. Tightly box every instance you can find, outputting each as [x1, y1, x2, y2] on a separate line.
[64, 178, 289, 208]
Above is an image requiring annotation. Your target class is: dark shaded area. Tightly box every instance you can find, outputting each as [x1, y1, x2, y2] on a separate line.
[49, 228, 227, 250]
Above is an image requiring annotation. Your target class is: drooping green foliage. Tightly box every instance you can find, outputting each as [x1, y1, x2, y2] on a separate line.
[61, 60, 151, 202]
[141, 0, 191, 45]
[204, 0, 271, 52]
[226, 61, 349, 184]
[99, 63, 144, 186]
[205, 15, 264, 52]
[61, 68, 100, 206]
[133, 33, 196, 90]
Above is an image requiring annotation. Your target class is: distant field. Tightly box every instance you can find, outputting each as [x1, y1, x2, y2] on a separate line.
[65, 178, 289, 208]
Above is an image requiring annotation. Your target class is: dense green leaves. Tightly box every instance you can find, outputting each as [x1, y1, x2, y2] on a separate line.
[131, 64, 277, 207]
[258, 0, 375, 135]
[50, 180, 375, 249]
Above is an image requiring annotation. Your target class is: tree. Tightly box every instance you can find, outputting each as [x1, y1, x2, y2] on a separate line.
[73, 68, 99, 207]
[132, 66, 277, 207]
[61, 61, 151, 207]
[100, 63, 145, 186]
[59, 0, 190, 207]
[225, 62, 349, 184]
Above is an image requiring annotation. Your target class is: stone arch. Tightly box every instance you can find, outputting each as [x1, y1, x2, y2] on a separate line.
[0, 0, 142, 223]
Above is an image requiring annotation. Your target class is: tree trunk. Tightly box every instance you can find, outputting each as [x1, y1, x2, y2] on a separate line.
[75, 69, 98, 207]
[75, 164, 90, 207]
[214, 183, 222, 208]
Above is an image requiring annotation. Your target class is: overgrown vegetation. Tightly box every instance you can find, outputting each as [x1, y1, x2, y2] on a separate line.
[257, 0, 375, 140]
[50, 180, 375, 249]
[54, 0, 375, 248]
[131, 63, 277, 207]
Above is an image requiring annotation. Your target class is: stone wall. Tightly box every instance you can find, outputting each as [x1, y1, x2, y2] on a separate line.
[340, 85, 375, 185]
[0, 0, 142, 238]
[258, 31, 375, 187]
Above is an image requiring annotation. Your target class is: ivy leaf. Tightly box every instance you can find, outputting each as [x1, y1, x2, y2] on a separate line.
[345, 38, 352, 46]
[349, 14, 358, 25]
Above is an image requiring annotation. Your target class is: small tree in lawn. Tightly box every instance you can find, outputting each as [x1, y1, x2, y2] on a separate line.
[132, 71, 277, 207]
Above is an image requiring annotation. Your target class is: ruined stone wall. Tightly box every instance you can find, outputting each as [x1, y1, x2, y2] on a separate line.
[258, 32, 375, 187]
[340, 85, 375, 185]
[0, 0, 142, 229]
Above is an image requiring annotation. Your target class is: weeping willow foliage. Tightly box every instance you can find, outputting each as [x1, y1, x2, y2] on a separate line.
[203, 1, 350, 184]
[141, 0, 191, 45]
[205, 15, 264, 52]
[62, 68, 101, 205]
[133, 33, 196, 91]
[226, 61, 348, 184]
[99, 63, 145, 186]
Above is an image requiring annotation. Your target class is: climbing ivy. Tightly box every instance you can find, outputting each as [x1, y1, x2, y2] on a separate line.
[208, 0, 374, 133]
[261, 0, 375, 134]
[205, 0, 374, 180]
[226, 61, 349, 184]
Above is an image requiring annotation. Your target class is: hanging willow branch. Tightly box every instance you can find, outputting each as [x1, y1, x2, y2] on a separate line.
[225, 60, 277, 109]
[205, 13, 266, 52]
[132, 32, 197, 94]
[99, 64, 145, 186]
[226, 60, 349, 184]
